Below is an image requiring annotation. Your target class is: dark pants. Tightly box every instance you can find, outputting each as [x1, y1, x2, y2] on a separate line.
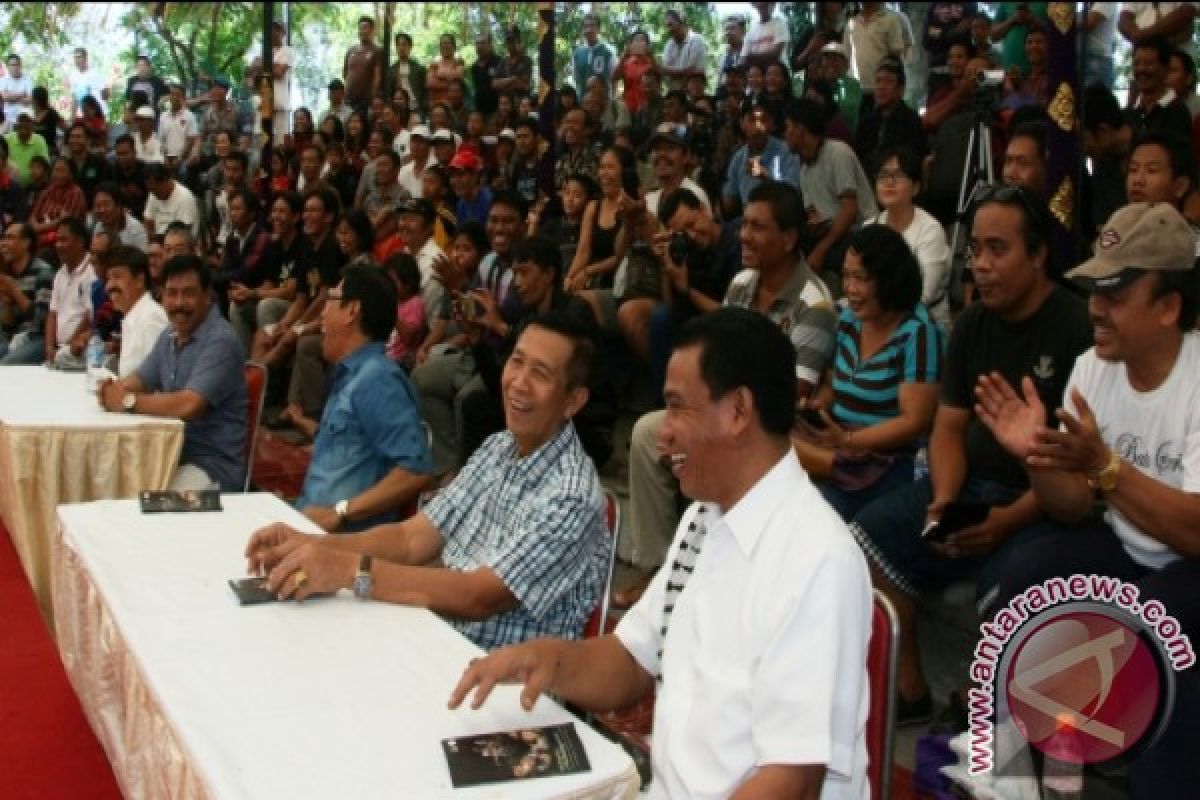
[992, 522, 1200, 799]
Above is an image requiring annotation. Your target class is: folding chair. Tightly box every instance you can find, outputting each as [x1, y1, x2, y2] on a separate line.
[583, 488, 621, 638]
[242, 361, 267, 492]
[867, 589, 901, 800]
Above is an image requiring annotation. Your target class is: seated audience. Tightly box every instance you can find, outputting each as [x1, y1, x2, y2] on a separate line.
[845, 186, 1092, 723]
[45, 216, 95, 366]
[1125, 35, 1193, 141]
[450, 308, 873, 800]
[0, 221, 54, 364]
[103, 245, 167, 378]
[793, 225, 943, 521]
[866, 146, 952, 329]
[979, 202, 1200, 799]
[98, 255, 247, 492]
[294, 264, 432, 532]
[245, 313, 610, 652]
[854, 57, 927, 179]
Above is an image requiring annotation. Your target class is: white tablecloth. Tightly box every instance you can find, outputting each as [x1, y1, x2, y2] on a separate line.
[0, 366, 183, 622]
[52, 493, 639, 800]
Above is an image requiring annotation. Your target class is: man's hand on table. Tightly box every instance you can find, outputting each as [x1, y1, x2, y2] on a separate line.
[448, 639, 566, 712]
[244, 522, 354, 601]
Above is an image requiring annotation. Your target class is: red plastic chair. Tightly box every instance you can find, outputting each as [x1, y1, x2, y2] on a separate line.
[867, 589, 901, 799]
[243, 361, 267, 492]
[583, 489, 620, 638]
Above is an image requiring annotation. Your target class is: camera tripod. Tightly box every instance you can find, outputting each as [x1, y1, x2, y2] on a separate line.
[947, 102, 998, 308]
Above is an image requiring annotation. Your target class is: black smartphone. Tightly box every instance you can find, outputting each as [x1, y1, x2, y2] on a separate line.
[922, 502, 991, 543]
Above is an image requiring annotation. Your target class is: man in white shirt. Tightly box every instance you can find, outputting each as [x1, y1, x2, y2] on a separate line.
[451, 307, 872, 800]
[143, 162, 199, 237]
[742, 1, 791, 68]
[270, 22, 295, 135]
[661, 10, 708, 90]
[104, 244, 167, 377]
[132, 106, 164, 164]
[643, 122, 712, 217]
[0, 54, 32, 121]
[978, 202, 1200, 800]
[158, 84, 199, 171]
[396, 197, 445, 315]
[1119, 2, 1198, 50]
[67, 47, 109, 119]
[847, 2, 910, 108]
[45, 216, 96, 364]
[397, 125, 434, 198]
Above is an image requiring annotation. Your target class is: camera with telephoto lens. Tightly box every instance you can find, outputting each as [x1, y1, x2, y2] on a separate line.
[668, 231, 690, 265]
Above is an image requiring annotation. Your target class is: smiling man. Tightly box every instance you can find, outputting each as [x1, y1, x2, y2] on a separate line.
[450, 308, 873, 800]
[103, 245, 167, 377]
[98, 255, 247, 491]
[244, 311, 609, 652]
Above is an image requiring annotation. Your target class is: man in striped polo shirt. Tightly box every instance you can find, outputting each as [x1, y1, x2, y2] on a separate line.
[614, 181, 838, 607]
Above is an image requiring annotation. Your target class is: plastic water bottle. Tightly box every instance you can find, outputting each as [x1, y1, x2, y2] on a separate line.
[85, 334, 105, 393]
[1042, 712, 1084, 799]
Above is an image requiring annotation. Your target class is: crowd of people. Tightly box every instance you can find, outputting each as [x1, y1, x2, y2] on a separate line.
[2, 3, 1200, 798]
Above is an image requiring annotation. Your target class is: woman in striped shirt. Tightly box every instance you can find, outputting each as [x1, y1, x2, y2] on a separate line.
[793, 224, 945, 520]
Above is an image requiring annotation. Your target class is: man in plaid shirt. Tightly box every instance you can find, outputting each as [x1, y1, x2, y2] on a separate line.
[245, 311, 609, 650]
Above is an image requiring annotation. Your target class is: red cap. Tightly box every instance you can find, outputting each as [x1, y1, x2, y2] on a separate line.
[448, 149, 484, 172]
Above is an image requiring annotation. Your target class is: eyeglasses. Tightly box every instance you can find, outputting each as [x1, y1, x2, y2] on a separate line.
[876, 168, 909, 185]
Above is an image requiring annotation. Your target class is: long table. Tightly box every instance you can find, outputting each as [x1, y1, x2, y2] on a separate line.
[0, 365, 183, 623]
[52, 493, 640, 800]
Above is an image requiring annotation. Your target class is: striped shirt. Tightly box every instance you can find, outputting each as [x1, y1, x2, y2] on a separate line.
[723, 260, 838, 385]
[424, 422, 608, 651]
[831, 304, 944, 430]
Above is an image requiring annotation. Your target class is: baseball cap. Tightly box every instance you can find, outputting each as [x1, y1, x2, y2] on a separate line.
[648, 122, 690, 150]
[498, 128, 516, 141]
[1066, 203, 1197, 292]
[821, 41, 848, 59]
[431, 129, 455, 143]
[409, 124, 431, 139]
[396, 197, 436, 221]
[448, 149, 484, 172]
[134, 106, 156, 119]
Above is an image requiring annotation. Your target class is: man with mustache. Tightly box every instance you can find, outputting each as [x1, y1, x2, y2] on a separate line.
[98, 255, 247, 491]
[102, 245, 167, 377]
[1124, 35, 1192, 141]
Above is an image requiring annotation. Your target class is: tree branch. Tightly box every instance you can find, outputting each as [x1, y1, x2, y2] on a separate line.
[207, 2, 221, 73]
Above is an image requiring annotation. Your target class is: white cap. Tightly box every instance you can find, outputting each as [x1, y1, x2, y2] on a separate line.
[431, 129, 454, 142]
[498, 128, 516, 140]
[409, 124, 431, 139]
[134, 106, 155, 119]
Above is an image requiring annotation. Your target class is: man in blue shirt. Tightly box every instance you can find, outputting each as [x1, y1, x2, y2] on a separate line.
[245, 312, 609, 651]
[722, 100, 802, 218]
[99, 255, 247, 491]
[450, 149, 493, 226]
[572, 14, 615, 93]
[296, 265, 432, 533]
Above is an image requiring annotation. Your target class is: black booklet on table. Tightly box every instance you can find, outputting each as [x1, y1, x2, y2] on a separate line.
[139, 489, 223, 513]
[442, 722, 591, 788]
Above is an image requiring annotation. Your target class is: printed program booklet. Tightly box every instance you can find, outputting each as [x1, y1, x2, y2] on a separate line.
[442, 722, 591, 788]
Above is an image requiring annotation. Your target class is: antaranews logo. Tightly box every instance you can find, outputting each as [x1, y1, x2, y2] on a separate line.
[967, 574, 1195, 776]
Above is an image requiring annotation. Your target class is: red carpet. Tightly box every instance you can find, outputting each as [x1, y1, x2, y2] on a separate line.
[0, 522, 122, 799]
[250, 429, 312, 500]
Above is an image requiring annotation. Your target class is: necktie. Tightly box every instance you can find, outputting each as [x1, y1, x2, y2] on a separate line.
[657, 504, 709, 683]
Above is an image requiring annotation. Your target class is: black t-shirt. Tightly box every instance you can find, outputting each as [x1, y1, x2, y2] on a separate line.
[471, 55, 504, 116]
[125, 75, 169, 112]
[299, 231, 344, 300]
[112, 160, 148, 217]
[941, 285, 1092, 488]
[266, 233, 309, 295]
[1123, 99, 1192, 143]
[684, 219, 742, 307]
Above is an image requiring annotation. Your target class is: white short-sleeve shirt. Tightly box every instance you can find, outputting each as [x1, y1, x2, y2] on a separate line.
[615, 451, 872, 800]
[117, 291, 169, 378]
[742, 14, 791, 64]
[1062, 332, 1200, 568]
[158, 108, 198, 159]
[144, 182, 199, 237]
[48, 256, 96, 343]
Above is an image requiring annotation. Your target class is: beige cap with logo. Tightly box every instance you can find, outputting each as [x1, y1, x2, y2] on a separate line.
[1067, 202, 1196, 292]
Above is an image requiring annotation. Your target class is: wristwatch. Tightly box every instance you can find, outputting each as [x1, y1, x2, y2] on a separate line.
[1089, 450, 1122, 492]
[122, 392, 137, 412]
[352, 554, 373, 600]
[334, 499, 350, 527]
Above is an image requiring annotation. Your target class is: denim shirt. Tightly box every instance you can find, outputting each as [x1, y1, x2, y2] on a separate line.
[297, 342, 431, 530]
[136, 306, 247, 490]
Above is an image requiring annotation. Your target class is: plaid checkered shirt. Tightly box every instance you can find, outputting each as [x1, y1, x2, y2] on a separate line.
[424, 422, 608, 651]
